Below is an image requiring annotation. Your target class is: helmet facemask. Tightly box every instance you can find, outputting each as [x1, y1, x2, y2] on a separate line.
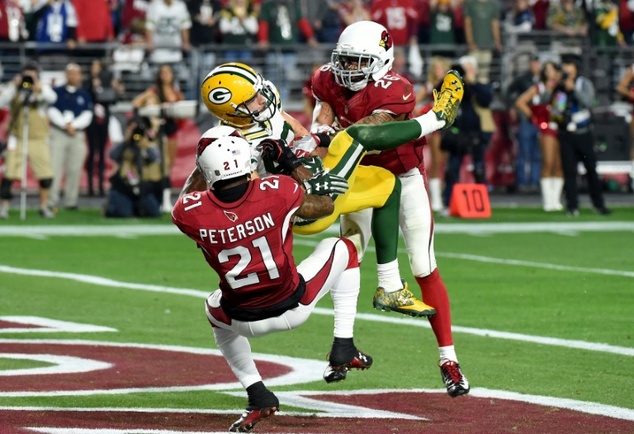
[234, 78, 278, 124]
[331, 51, 384, 91]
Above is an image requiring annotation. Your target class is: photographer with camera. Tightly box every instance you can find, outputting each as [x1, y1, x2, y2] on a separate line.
[0, 61, 57, 219]
[440, 56, 493, 209]
[551, 56, 610, 216]
[104, 115, 162, 218]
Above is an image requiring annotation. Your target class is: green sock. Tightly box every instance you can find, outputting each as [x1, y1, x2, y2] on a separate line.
[347, 120, 422, 151]
[372, 177, 401, 264]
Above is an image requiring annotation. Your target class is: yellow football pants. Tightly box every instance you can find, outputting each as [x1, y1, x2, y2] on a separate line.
[293, 130, 396, 235]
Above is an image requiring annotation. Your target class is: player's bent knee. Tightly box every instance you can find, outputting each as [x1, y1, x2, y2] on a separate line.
[338, 237, 360, 269]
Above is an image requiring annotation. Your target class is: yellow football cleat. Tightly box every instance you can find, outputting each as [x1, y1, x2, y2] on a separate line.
[432, 70, 465, 130]
[373, 282, 436, 318]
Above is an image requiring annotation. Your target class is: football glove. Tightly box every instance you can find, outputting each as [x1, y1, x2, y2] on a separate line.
[303, 170, 348, 197]
[298, 155, 324, 175]
[260, 138, 302, 174]
[311, 123, 339, 136]
[291, 134, 319, 158]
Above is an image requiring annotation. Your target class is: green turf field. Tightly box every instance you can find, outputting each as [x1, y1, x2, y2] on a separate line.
[1, 207, 633, 414]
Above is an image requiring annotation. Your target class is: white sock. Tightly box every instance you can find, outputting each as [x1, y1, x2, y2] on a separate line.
[377, 260, 403, 293]
[414, 111, 446, 138]
[540, 177, 551, 211]
[429, 178, 443, 211]
[331, 268, 359, 338]
[213, 327, 262, 389]
[551, 177, 564, 210]
[439, 345, 458, 364]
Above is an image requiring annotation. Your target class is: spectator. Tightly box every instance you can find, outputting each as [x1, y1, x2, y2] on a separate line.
[313, 0, 344, 43]
[415, 55, 452, 212]
[615, 62, 634, 185]
[85, 59, 123, 197]
[415, 0, 432, 44]
[441, 56, 493, 208]
[551, 56, 610, 216]
[186, 0, 221, 77]
[547, 0, 588, 54]
[32, 0, 79, 70]
[119, 0, 149, 45]
[257, 0, 318, 106]
[0, 0, 28, 79]
[590, 0, 625, 48]
[463, 0, 502, 84]
[47, 63, 93, 210]
[110, 0, 123, 35]
[429, 0, 457, 57]
[339, 0, 370, 26]
[145, 0, 192, 66]
[506, 54, 542, 193]
[371, 0, 419, 47]
[72, 0, 115, 58]
[104, 116, 162, 218]
[532, 0, 550, 30]
[619, 0, 634, 45]
[515, 59, 566, 211]
[218, 0, 258, 61]
[0, 61, 57, 219]
[453, 0, 465, 43]
[132, 63, 184, 204]
[504, 0, 535, 33]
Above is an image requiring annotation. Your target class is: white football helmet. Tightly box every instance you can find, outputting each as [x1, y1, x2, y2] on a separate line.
[196, 126, 251, 189]
[330, 21, 395, 91]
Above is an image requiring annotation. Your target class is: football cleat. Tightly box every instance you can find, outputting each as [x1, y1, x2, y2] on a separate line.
[373, 283, 436, 318]
[323, 349, 373, 383]
[229, 406, 278, 432]
[432, 70, 465, 130]
[439, 360, 470, 398]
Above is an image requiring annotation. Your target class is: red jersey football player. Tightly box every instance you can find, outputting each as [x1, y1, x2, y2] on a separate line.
[172, 126, 371, 432]
[310, 20, 470, 397]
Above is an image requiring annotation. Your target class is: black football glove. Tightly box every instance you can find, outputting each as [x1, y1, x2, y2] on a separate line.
[260, 138, 302, 174]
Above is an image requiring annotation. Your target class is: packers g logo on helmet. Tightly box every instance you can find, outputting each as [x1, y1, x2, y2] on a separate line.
[200, 62, 278, 128]
[208, 87, 232, 105]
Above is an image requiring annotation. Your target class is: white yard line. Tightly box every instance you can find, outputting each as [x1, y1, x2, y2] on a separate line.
[1, 221, 633, 238]
[1, 264, 632, 357]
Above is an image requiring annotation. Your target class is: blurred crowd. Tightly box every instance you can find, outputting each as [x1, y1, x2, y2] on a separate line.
[1, 0, 633, 62]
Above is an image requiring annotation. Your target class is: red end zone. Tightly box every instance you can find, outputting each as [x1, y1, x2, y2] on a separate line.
[1, 341, 632, 433]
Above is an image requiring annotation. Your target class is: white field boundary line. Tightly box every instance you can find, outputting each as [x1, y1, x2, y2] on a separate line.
[1, 387, 633, 422]
[1, 264, 633, 358]
[1, 221, 633, 238]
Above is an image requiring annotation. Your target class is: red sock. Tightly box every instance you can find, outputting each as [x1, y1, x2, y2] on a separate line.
[415, 269, 453, 347]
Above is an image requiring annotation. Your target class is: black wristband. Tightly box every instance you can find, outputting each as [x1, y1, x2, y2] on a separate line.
[315, 132, 331, 147]
[277, 147, 302, 174]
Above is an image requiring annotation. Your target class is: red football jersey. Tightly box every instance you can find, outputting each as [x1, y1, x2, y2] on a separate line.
[312, 65, 426, 175]
[370, 0, 419, 46]
[172, 176, 303, 311]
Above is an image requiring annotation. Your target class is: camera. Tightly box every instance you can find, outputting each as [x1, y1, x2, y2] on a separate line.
[128, 114, 155, 144]
[20, 74, 34, 91]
